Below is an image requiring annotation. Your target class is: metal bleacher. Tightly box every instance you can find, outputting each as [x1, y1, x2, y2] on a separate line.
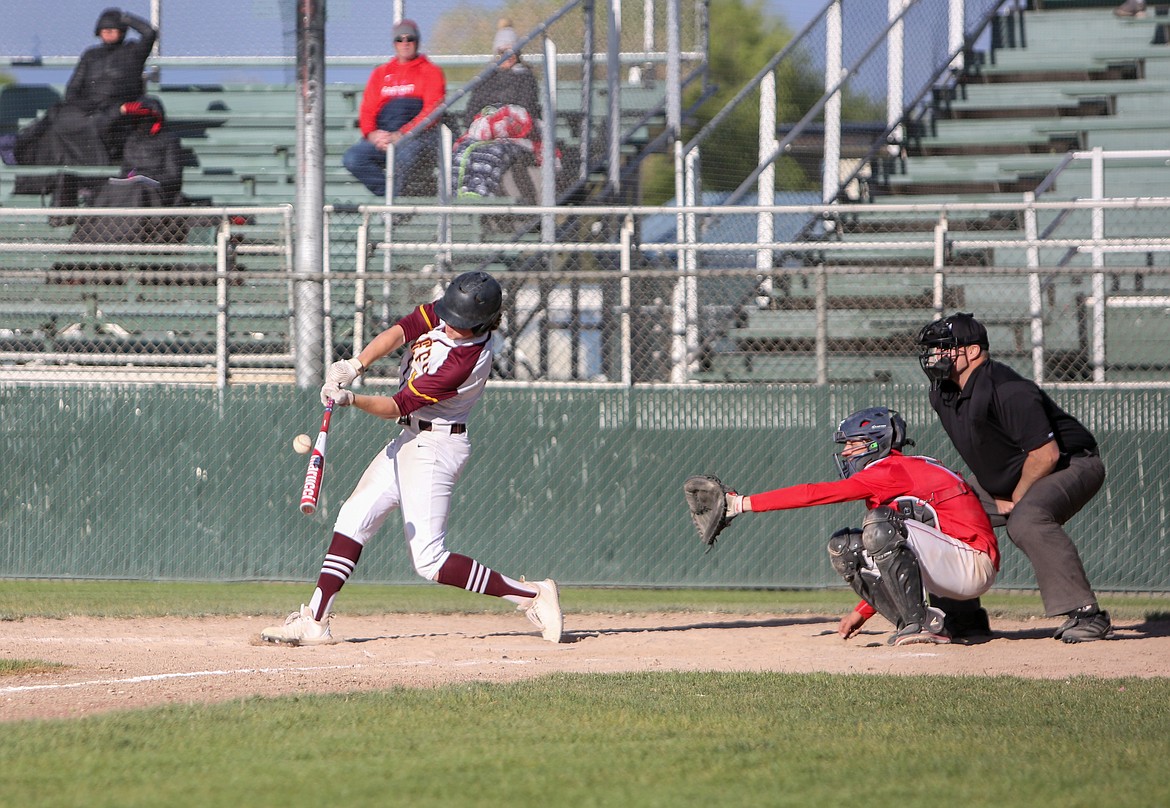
[0, 53, 672, 381]
[695, 4, 1170, 385]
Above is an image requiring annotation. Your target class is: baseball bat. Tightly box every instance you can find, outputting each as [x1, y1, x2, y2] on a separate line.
[299, 398, 334, 515]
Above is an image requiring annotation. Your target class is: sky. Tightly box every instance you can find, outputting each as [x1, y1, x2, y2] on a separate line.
[2, 0, 820, 57]
[0, 1, 853, 86]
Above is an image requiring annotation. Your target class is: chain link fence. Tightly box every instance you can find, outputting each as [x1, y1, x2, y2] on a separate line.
[3, 383, 1167, 592]
[3, 192, 1169, 589]
[3, 191, 1169, 385]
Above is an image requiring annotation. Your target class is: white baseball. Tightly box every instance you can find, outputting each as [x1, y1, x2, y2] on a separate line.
[293, 433, 313, 454]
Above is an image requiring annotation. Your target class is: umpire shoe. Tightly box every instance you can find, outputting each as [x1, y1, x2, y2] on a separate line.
[1053, 606, 1114, 643]
[260, 604, 335, 646]
[521, 578, 564, 644]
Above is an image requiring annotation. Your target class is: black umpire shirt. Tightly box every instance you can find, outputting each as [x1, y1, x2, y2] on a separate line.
[929, 359, 1097, 498]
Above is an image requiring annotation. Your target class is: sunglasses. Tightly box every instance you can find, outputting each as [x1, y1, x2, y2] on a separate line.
[395, 35, 417, 43]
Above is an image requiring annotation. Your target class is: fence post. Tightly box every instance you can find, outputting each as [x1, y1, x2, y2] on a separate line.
[293, 0, 326, 389]
[756, 69, 776, 304]
[215, 219, 230, 391]
[1090, 147, 1106, 382]
[1023, 191, 1045, 383]
[621, 214, 634, 386]
[822, 0, 842, 207]
[353, 211, 369, 379]
[949, 0, 966, 73]
[932, 214, 948, 318]
[887, 0, 907, 158]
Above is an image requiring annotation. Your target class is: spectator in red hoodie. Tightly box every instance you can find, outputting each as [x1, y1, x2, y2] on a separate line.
[343, 19, 446, 198]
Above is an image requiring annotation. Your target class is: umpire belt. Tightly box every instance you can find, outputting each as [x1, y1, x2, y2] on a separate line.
[397, 416, 466, 434]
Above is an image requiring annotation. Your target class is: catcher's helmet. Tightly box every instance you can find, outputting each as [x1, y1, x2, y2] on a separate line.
[435, 271, 502, 335]
[916, 312, 988, 384]
[833, 406, 913, 479]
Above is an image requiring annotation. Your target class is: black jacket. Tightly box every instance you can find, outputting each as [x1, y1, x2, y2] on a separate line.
[66, 12, 157, 113]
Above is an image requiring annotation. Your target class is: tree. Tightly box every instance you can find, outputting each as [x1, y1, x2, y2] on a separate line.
[641, 0, 882, 203]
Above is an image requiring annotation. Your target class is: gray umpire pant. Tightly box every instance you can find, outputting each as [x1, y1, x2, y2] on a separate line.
[970, 452, 1106, 617]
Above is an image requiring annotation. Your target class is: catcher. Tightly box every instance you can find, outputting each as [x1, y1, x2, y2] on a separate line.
[684, 406, 1000, 646]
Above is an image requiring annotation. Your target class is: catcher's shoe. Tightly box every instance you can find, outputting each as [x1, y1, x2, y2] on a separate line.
[889, 622, 951, 646]
[1053, 607, 1114, 643]
[520, 578, 564, 644]
[260, 604, 335, 646]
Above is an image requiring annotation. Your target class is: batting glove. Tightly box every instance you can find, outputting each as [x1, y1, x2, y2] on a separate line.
[331, 389, 356, 408]
[321, 358, 363, 405]
[725, 492, 745, 518]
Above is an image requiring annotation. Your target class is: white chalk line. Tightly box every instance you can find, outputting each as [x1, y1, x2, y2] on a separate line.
[1, 657, 531, 695]
[1, 664, 363, 694]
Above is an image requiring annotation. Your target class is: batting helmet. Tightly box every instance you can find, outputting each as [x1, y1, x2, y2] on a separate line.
[917, 312, 989, 384]
[435, 271, 502, 335]
[833, 406, 913, 479]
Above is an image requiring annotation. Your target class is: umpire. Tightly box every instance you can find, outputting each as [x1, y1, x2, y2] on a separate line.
[917, 312, 1112, 643]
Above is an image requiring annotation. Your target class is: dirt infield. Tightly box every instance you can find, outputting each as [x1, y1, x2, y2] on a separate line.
[3, 612, 1168, 722]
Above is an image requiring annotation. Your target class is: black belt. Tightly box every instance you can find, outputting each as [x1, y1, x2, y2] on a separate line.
[398, 416, 466, 434]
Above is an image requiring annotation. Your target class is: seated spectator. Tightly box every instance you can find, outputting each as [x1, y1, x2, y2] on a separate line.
[71, 96, 188, 244]
[10, 8, 157, 166]
[452, 19, 555, 204]
[342, 19, 445, 198]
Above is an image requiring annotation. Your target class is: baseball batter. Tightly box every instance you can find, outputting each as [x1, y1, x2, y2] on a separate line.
[262, 271, 563, 645]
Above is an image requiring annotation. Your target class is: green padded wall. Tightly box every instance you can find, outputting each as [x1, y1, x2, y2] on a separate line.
[2, 383, 1165, 591]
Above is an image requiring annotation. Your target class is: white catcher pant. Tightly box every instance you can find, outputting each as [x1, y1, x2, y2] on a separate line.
[903, 519, 997, 600]
[333, 426, 471, 580]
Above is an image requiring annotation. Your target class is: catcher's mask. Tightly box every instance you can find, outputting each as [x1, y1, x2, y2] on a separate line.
[435, 271, 502, 335]
[834, 406, 913, 479]
[916, 312, 989, 387]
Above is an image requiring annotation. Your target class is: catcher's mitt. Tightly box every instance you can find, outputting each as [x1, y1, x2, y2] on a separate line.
[683, 474, 738, 549]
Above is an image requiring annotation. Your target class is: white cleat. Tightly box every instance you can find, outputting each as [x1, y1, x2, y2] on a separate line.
[521, 578, 564, 644]
[260, 604, 335, 646]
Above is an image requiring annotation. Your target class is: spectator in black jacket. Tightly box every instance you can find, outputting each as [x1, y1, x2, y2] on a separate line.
[12, 8, 157, 166]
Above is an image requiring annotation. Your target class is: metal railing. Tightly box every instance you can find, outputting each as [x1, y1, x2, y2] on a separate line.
[4, 195, 1169, 387]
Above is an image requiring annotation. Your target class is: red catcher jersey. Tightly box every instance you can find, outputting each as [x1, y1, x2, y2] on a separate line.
[748, 450, 999, 570]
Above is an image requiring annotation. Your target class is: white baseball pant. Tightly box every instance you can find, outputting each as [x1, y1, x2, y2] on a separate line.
[333, 426, 471, 580]
[903, 519, 997, 600]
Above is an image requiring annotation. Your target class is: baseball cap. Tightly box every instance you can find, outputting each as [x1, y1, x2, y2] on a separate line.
[941, 312, 989, 347]
[393, 19, 420, 41]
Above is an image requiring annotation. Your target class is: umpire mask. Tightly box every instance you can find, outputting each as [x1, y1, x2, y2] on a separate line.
[916, 313, 988, 387]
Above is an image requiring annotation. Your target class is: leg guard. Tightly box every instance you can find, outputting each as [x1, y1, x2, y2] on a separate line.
[827, 527, 900, 627]
[861, 507, 930, 631]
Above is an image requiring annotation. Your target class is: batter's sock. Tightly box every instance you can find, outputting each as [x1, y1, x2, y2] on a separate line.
[308, 532, 363, 621]
[436, 553, 537, 604]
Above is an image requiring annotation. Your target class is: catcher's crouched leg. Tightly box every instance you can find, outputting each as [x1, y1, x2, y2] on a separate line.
[862, 507, 948, 645]
[828, 527, 899, 629]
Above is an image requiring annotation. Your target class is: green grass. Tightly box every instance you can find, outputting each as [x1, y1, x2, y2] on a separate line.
[1, 673, 1167, 807]
[0, 658, 63, 676]
[1, 579, 1168, 622]
[2, 582, 1168, 805]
